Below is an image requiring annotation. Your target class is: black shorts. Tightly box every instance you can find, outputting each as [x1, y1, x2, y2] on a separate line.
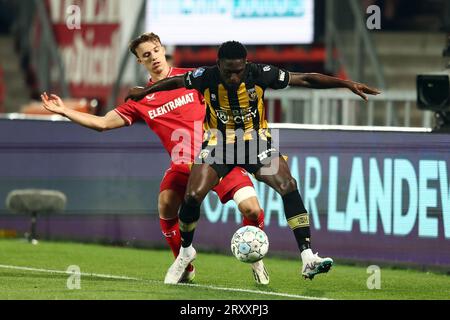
[196, 137, 280, 178]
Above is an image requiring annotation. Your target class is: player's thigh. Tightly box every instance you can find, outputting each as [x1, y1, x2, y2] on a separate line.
[158, 189, 183, 220]
[254, 155, 297, 195]
[213, 166, 251, 202]
[185, 163, 221, 202]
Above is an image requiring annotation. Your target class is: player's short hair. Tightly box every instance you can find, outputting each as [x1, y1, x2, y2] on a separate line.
[218, 41, 247, 60]
[129, 32, 161, 58]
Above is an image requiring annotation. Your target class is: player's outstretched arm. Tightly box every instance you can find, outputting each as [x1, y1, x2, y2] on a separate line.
[125, 75, 185, 101]
[41, 92, 125, 132]
[288, 72, 381, 101]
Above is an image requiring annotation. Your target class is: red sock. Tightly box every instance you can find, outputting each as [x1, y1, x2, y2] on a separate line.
[243, 209, 265, 230]
[159, 217, 193, 272]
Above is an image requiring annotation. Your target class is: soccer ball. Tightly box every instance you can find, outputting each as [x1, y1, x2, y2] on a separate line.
[230, 226, 269, 263]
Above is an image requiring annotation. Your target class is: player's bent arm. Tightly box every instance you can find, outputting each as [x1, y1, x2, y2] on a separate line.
[41, 92, 126, 131]
[288, 72, 381, 101]
[126, 75, 185, 101]
[289, 72, 352, 89]
[63, 108, 126, 132]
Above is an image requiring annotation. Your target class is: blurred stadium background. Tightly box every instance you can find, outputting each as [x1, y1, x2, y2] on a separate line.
[0, 0, 449, 299]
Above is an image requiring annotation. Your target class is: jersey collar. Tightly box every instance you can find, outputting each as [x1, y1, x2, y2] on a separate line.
[148, 67, 173, 85]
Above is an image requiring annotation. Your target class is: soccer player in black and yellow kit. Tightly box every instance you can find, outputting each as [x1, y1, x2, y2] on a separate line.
[127, 41, 380, 284]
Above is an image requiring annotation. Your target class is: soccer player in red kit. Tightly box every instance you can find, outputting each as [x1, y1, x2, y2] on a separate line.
[41, 33, 269, 285]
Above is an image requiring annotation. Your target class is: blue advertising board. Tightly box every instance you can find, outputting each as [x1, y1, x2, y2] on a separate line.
[0, 119, 449, 267]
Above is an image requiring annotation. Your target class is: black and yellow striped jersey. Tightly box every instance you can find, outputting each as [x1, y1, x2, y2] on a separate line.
[183, 63, 290, 145]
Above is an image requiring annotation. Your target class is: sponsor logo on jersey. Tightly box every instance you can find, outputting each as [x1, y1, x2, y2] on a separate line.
[231, 107, 258, 124]
[215, 107, 258, 125]
[263, 65, 271, 72]
[216, 109, 229, 124]
[147, 92, 195, 120]
[278, 70, 286, 82]
[247, 88, 257, 101]
[146, 94, 156, 101]
[193, 67, 205, 78]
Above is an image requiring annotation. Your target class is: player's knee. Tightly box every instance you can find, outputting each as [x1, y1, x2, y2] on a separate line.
[184, 190, 205, 206]
[279, 177, 297, 196]
[158, 199, 177, 220]
[158, 191, 181, 219]
[158, 199, 169, 216]
[241, 206, 261, 222]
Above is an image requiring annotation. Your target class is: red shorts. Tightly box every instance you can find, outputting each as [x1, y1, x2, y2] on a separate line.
[159, 163, 254, 204]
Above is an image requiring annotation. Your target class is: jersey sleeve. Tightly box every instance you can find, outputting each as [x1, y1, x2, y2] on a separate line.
[114, 100, 140, 126]
[254, 64, 290, 90]
[183, 67, 207, 92]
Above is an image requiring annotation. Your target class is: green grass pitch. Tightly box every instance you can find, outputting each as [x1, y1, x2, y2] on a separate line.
[0, 239, 449, 300]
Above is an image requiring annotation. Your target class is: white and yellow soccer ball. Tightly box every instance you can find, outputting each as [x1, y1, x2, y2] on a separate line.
[231, 226, 269, 263]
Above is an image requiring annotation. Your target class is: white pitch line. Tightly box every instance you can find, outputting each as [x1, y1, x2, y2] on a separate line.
[0, 264, 141, 281]
[177, 282, 332, 300]
[0, 264, 332, 300]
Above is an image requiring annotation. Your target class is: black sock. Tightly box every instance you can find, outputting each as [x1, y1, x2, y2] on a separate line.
[178, 201, 200, 248]
[282, 190, 311, 252]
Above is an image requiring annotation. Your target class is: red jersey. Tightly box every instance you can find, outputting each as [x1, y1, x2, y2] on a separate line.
[115, 68, 205, 164]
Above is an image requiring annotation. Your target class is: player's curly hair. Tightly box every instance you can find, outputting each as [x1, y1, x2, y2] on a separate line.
[129, 32, 161, 58]
[218, 41, 247, 60]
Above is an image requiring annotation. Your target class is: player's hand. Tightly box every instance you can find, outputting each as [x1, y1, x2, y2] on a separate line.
[125, 86, 148, 102]
[41, 92, 66, 115]
[346, 81, 381, 101]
